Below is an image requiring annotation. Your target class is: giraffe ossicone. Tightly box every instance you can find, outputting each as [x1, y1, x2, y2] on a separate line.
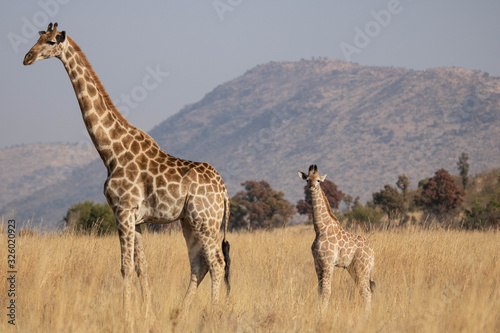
[24, 22, 231, 324]
[298, 164, 375, 314]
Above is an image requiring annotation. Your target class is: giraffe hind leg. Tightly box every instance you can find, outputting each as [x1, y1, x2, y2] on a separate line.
[180, 218, 209, 306]
[184, 250, 209, 305]
[347, 260, 373, 314]
[205, 237, 225, 303]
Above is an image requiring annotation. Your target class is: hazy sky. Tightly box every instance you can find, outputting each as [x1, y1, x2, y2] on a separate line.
[1, 0, 499, 149]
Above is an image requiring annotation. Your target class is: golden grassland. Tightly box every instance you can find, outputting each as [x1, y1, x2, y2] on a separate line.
[1, 225, 499, 332]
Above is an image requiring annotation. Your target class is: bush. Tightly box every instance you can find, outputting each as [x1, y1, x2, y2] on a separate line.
[64, 201, 116, 235]
[461, 195, 500, 230]
[342, 202, 383, 225]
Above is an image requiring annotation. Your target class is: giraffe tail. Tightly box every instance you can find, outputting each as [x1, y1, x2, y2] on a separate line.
[222, 193, 231, 296]
[370, 280, 376, 293]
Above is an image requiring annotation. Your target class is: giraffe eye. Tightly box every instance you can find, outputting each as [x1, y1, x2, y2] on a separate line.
[46, 41, 56, 45]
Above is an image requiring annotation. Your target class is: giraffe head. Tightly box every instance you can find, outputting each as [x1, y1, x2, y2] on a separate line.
[23, 22, 66, 65]
[298, 164, 327, 192]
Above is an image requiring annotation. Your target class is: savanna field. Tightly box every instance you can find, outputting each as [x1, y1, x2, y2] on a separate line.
[1, 225, 499, 332]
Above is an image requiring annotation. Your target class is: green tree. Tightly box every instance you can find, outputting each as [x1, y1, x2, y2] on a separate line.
[415, 169, 466, 215]
[372, 185, 405, 221]
[233, 180, 295, 230]
[457, 152, 470, 190]
[343, 194, 354, 211]
[396, 174, 410, 198]
[296, 179, 343, 220]
[64, 201, 116, 235]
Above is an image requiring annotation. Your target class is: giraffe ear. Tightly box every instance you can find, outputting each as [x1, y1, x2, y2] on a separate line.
[38, 31, 46, 37]
[298, 171, 307, 180]
[319, 174, 327, 182]
[56, 31, 66, 44]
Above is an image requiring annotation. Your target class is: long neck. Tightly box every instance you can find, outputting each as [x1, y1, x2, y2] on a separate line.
[311, 187, 342, 234]
[58, 37, 136, 169]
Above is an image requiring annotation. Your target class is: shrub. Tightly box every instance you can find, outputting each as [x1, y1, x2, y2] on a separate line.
[461, 195, 500, 230]
[64, 201, 116, 235]
[343, 202, 383, 225]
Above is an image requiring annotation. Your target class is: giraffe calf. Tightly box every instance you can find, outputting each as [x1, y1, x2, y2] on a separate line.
[298, 165, 375, 314]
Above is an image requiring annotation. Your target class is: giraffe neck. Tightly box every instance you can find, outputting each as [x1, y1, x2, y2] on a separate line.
[57, 37, 139, 170]
[311, 187, 342, 234]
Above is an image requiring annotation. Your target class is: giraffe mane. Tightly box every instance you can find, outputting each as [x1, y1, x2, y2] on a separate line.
[321, 187, 341, 225]
[67, 36, 133, 129]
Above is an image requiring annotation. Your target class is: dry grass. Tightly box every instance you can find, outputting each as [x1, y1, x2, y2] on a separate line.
[1, 225, 499, 332]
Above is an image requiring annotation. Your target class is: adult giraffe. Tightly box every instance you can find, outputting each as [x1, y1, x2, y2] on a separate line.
[24, 23, 231, 323]
[298, 165, 374, 314]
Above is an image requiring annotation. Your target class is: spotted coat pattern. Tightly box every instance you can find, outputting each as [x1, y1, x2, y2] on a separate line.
[298, 165, 374, 314]
[24, 23, 230, 324]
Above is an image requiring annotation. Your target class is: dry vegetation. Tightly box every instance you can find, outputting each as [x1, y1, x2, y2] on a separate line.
[1, 225, 499, 332]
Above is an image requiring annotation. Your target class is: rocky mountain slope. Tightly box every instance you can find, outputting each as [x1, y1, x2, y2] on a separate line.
[0, 143, 97, 217]
[2, 59, 499, 229]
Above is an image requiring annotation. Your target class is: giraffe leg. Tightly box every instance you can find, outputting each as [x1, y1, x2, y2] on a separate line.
[347, 260, 372, 315]
[319, 265, 333, 313]
[359, 276, 372, 316]
[313, 254, 324, 295]
[116, 211, 136, 327]
[133, 225, 154, 321]
[180, 218, 209, 306]
[203, 233, 225, 303]
[313, 249, 331, 312]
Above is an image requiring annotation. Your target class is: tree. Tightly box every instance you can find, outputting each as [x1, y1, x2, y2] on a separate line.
[415, 169, 466, 215]
[396, 174, 410, 198]
[343, 194, 354, 211]
[372, 185, 405, 221]
[297, 179, 343, 220]
[233, 180, 295, 230]
[457, 152, 470, 190]
[64, 201, 116, 235]
[228, 197, 248, 231]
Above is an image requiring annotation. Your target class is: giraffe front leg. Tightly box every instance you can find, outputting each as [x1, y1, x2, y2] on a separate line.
[116, 211, 136, 328]
[313, 255, 324, 295]
[313, 247, 331, 312]
[134, 225, 155, 322]
[319, 265, 333, 313]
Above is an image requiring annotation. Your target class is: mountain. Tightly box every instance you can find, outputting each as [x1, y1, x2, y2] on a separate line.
[2, 59, 499, 229]
[150, 59, 499, 201]
[0, 143, 97, 214]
